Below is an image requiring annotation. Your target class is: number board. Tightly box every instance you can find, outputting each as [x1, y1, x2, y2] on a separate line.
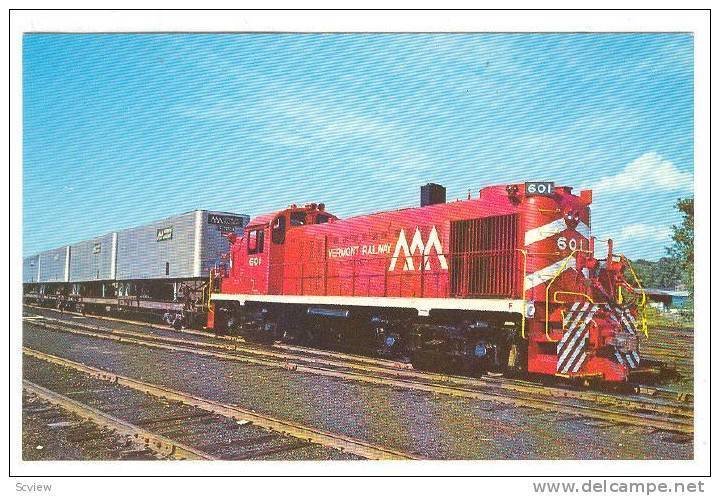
[525, 181, 555, 196]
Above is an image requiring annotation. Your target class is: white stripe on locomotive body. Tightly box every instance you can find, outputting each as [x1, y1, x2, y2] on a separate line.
[557, 327, 584, 362]
[557, 312, 593, 365]
[571, 351, 588, 373]
[564, 302, 589, 331]
[557, 309, 595, 368]
[625, 309, 638, 326]
[616, 310, 635, 336]
[523, 218, 591, 247]
[210, 293, 525, 315]
[563, 302, 581, 327]
[607, 305, 638, 336]
[522, 215, 591, 293]
[625, 353, 636, 368]
[556, 304, 598, 373]
[560, 333, 588, 373]
[559, 331, 585, 371]
[524, 256, 577, 291]
[609, 313, 627, 334]
[524, 218, 567, 246]
[567, 302, 591, 332]
[624, 310, 639, 336]
[565, 333, 590, 372]
[581, 304, 641, 370]
[575, 221, 591, 240]
[557, 302, 591, 353]
[615, 351, 625, 366]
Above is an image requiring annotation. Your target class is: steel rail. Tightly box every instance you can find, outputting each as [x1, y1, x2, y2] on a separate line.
[24, 305, 694, 406]
[25, 315, 694, 423]
[23, 379, 215, 461]
[23, 303, 414, 370]
[23, 321, 693, 435]
[25, 311, 694, 417]
[23, 347, 420, 461]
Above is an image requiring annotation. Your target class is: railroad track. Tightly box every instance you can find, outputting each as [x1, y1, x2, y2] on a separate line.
[23, 310, 693, 434]
[23, 347, 418, 460]
[23, 380, 213, 460]
[23, 388, 163, 461]
[24, 304, 693, 403]
[639, 327, 694, 386]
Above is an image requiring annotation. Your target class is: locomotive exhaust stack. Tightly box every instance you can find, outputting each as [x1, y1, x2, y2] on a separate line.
[420, 183, 446, 207]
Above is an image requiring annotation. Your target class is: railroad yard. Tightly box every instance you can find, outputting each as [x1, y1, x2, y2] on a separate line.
[22, 304, 694, 461]
[13, 21, 706, 495]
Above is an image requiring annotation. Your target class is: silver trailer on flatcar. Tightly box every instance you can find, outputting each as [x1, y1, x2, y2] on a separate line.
[23, 209, 249, 326]
[23, 255, 39, 284]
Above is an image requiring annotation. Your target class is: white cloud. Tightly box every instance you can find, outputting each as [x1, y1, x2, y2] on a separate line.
[592, 223, 672, 260]
[591, 152, 692, 193]
[595, 223, 671, 245]
[617, 223, 672, 242]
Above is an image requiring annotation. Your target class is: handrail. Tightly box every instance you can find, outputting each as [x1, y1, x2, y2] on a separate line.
[622, 257, 647, 308]
[553, 291, 595, 305]
[518, 248, 528, 339]
[544, 249, 591, 341]
[622, 257, 649, 338]
[205, 269, 218, 309]
[281, 249, 520, 298]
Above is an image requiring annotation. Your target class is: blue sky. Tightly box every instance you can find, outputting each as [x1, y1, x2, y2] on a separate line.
[23, 33, 693, 260]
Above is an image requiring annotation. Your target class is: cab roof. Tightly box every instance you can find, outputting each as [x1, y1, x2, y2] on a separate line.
[246, 204, 336, 229]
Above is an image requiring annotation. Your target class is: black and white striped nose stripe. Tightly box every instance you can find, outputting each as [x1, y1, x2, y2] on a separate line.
[610, 307, 640, 369]
[614, 350, 641, 369]
[556, 303, 598, 374]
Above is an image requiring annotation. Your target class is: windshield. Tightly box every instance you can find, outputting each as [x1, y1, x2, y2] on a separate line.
[290, 211, 307, 226]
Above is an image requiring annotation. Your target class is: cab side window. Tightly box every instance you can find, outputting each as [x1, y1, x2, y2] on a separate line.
[247, 229, 265, 254]
[272, 215, 286, 244]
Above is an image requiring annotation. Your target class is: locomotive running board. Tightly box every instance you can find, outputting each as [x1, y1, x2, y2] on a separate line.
[210, 293, 525, 316]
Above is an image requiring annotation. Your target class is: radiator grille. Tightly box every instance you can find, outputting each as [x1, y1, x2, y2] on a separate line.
[450, 214, 518, 297]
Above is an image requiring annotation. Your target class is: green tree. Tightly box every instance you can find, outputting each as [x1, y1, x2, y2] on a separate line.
[667, 197, 694, 294]
[632, 257, 683, 289]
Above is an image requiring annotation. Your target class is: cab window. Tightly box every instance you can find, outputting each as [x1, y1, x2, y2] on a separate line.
[272, 216, 286, 244]
[247, 229, 264, 254]
[316, 214, 330, 224]
[290, 211, 307, 226]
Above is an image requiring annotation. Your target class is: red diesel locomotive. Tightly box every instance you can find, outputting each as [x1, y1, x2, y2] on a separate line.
[208, 182, 648, 382]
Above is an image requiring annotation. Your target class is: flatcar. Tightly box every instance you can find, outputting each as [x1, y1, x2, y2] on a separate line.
[23, 209, 249, 326]
[208, 182, 649, 382]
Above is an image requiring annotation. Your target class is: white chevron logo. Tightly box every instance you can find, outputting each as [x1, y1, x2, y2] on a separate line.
[524, 217, 591, 247]
[389, 226, 448, 272]
[523, 255, 577, 291]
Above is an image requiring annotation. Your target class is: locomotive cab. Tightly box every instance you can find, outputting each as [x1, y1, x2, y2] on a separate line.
[221, 204, 337, 296]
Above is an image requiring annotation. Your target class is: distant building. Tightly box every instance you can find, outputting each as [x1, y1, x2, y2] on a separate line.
[644, 288, 690, 312]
